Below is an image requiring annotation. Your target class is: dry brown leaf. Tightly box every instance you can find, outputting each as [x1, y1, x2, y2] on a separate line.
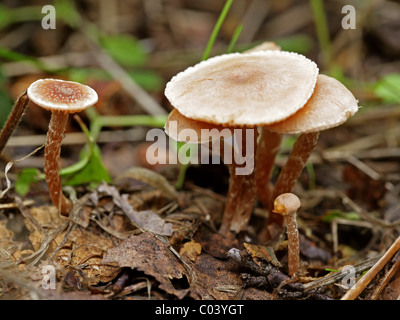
[97, 183, 173, 236]
[24, 205, 120, 285]
[0, 220, 14, 249]
[102, 232, 189, 299]
[189, 253, 273, 300]
[179, 240, 202, 262]
[115, 167, 178, 200]
[59, 227, 121, 284]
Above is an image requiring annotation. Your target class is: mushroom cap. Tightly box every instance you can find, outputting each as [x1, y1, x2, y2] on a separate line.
[27, 79, 98, 112]
[165, 108, 233, 144]
[273, 193, 301, 216]
[165, 51, 318, 126]
[267, 74, 359, 134]
[244, 41, 281, 53]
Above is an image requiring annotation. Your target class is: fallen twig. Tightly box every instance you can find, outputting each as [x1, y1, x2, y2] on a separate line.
[341, 235, 400, 300]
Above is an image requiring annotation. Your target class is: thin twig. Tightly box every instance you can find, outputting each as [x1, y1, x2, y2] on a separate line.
[0, 91, 29, 155]
[369, 252, 400, 300]
[341, 235, 400, 300]
[81, 25, 166, 116]
[302, 255, 381, 292]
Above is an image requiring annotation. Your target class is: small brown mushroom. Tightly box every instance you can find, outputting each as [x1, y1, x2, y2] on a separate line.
[273, 193, 301, 278]
[164, 50, 318, 234]
[27, 79, 98, 215]
[265, 74, 359, 226]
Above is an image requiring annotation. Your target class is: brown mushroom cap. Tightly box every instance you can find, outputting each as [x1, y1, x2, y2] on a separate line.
[267, 74, 359, 134]
[27, 78, 98, 112]
[165, 51, 318, 126]
[165, 108, 233, 144]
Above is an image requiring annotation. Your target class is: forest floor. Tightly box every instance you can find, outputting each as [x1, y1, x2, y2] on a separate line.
[0, 0, 400, 300]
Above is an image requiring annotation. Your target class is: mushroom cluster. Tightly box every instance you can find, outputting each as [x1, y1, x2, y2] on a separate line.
[164, 43, 359, 236]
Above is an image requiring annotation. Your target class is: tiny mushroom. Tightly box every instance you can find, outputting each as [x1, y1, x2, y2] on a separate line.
[27, 79, 98, 215]
[273, 192, 301, 278]
[265, 74, 359, 226]
[164, 50, 318, 234]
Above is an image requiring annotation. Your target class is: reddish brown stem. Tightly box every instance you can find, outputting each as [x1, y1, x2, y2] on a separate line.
[256, 128, 282, 209]
[219, 128, 258, 234]
[273, 193, 301, 278]
[0, 91, 29, 155]
[285, 214, 300, 278]
[44, 110, 72, 215]
[270, 132, 319, 225]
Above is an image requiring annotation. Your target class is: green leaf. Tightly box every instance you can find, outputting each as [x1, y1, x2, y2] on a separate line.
[62, 116, 111, 187]
[274, 34, 313, 55]
[0, 5, 11, 29]
[100, 34, 148, 67]
[63, 144, 111, 187]
[15, 168, 41, 196]
[321, 210, 361, 223]
[128, 70, 163, 91]
[373, 73, 400, 104]
[54, 0, 81, 27]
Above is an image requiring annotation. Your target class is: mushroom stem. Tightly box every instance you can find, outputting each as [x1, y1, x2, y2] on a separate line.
[256, 128, 282, 209]
[273, 193, 301, 278]
[44, 110, 73, 215]
[270, 132, 319, 225]
[285, 212, 300, 278]
[219, 128, 258, 234]
[0, 91, 29, 155]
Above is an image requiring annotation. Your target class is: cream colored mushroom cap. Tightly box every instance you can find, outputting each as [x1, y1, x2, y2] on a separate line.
[27, 78, 98, 112]
[267, 74, 359, 134]
[165, 108, 233, 144]
[273, 193, 301, 216]
[165, 51, 318, 126]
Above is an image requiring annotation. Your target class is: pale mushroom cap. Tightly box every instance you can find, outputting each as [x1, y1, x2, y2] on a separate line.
[244, 41, 281, 53]
[273, 193, 301, 216]
[165, 51, 318, 126]
[165, 108, 233, 144]
[267, 74, 359, 134]
[27, 79, 98, 112]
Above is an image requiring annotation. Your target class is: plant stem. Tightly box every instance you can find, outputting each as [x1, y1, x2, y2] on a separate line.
[201, 0, 235, 61]
[286, 214, 300, 278]
[176, 0, 236, 190]
[45, 111, 73, 215]
[0, 91, 29, 155]
[309, 0, 332, 68]
[220, 128, 258, 234]
[256, 128, 282, 210]
[271, 132, 320, 225]
[227, 24, 243, 53]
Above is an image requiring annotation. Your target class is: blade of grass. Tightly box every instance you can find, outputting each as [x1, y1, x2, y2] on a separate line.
[175, 0, 236, 190]
[201, 0, 234, 61]
[309, 0, 332, 68]
[227, 24, 243, 53]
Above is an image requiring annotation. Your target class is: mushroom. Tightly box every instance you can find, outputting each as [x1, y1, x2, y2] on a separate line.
[164, 50, 318, 234]
[27, 79, 98, 215]
[265, 74, 359, 226]
[273, 192, 301, 278]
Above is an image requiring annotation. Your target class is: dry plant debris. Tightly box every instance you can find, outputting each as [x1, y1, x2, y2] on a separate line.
[0, 0, 400, 302]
